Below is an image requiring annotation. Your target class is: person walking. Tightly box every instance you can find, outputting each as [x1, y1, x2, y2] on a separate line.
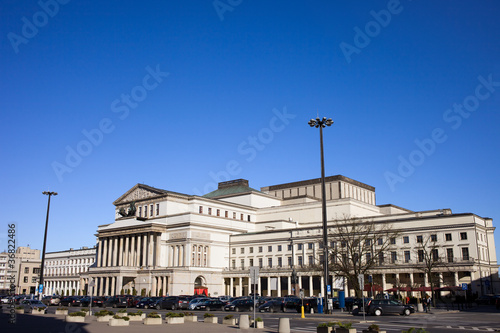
[426, 296, 432, 312]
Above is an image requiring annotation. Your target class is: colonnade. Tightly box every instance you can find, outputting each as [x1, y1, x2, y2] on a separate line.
[89, 275, 169, 297]
[45, 279, 80, 296]
[96, 232, 161, 268]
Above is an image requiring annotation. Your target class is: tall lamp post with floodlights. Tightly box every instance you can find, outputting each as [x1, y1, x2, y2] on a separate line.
[308, 116, 333, 314]
[39, 191, 57, 300]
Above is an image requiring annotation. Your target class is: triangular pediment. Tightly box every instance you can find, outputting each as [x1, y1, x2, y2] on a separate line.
[113, 184, 168, 206]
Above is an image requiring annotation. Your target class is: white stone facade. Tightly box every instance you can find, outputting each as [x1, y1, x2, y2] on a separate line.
[87, 176, 499, 298]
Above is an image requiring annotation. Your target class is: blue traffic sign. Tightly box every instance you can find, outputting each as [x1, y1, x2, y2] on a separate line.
[38, 284, 43, 293]
[461, 283, 468, 290]
[327, 285, 331, 293]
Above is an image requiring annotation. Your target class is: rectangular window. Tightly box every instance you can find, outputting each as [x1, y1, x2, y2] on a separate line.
[403, 236, 409, 243]
[365, 239, 371, 246]
[278, 257, 282, 267]
[445, 233, 452, 241]
[431, 234, 437, 242]
[233, 212, 236, 219]
[150, 204, 154, 216]
[241, 214, 244, 220]
[258, 258, 263, 268]
[418, 249, 424, 262]
[298, 256, 303, 266]
[377, 238, 383, 245]
[378, 253, 384, 265]
[460, 232, 467, 240]
[156, 204, 159, 215]
[144, 206, 147, 217]
[240, 248, 244, 254]
[24, 267, 29, 274]
[297, 244, 303, 250]
[447, 248, 454, 263]
[391, 251, 397, 263]
[404, 250, 411, 263]
[268, 258, 272, 267]
[225, 211, 228, 218]
[330, 241, 336, 248]
[232, 248, 236, 254]
[240, 259, 245, 269]
[199, 206, 203, 214]
[139, 206, 142, 217]
[249, 247, 253, 254]
[208, 208, 212, 215]
[24, 277, 28, 283]
[366, 252, 372, 262]
[217, 209, 220, 216]
[287, 244, 292, 251]
[462, 247, 469, 260]
[287, 257, 292, 266]
[249, 259, 254, 266]
[258, 246, 263, 253]
[308, 243, 314, 250]
[247, 215, 251, 221]
[390, 238, 396, 245]
[266, 246, 271, 252]
[277, 245, 282, 251]
[416, 235, 423, 243]
[33, 268, 40, 274]
[308, 255, 314, 266]
[431, 249, 439, 261]
[31, 277, 37, 283]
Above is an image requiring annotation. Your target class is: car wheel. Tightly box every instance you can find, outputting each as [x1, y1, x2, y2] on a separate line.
[282, 307, 286, 312]
[270, 308, 274, 313]
[156, 304, 161, 310]
[249, 306, 253, 312]
[171, 305, 175, 310]
[374, 309, 382, 316]
[235, 307, 240, 312]
[404, 309, 411, 316]
[144, 305, 148, 309]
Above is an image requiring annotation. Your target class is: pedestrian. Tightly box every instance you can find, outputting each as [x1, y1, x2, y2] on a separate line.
[426, 296, 431, 312]
[406, 296, 410, 305]
[422, 298, 427, 312]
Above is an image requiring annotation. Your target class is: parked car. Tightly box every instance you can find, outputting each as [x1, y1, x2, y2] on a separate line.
[258, 299, 283, 313]
[136, 297, 161, 309]
[476, 294, 500, 305]
[41, 295, 61, 306]
[104, 296, 129, 308]
[281, 296, 301, 312]
[224, 298, 255, 312]
[156, 296, 190, 310]
[21, 299, 48, 313]
[366, 299, 413, 316]
[59, 296, 81, 307]
[194, 299, 227, 311]
[188, 297, 210, 310]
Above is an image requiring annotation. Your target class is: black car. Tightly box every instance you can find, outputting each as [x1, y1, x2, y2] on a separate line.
[156, 296, 190, 310]
[281, 296, 301, 312]
[194, 299, 227, 311]
[59, 296, 81, 307]
[258, 299, 283, 313]
[136, 297, 161, 309]
[104, 296, 128, 308]
[366, 299, 413, 316]
[224, 299, 255, 312]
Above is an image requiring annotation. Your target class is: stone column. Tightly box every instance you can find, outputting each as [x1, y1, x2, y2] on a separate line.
[258, 277, 262, 296]
[124, 236, 129, 266]
[107, 238, 113, 267]
[116, 276, 123, 295]
[309, 276, 313, 297]
[162, 276, 167, 297]
[118, 236, 124, 266]
[277, 276, 282, 297]
[230, 278, 233, 297]
[454, 271, 459, 286]
[102, 238, 108, 268]
[142, 233, 148, 267]
[148, 233, 154, 267]
[238, 277, 243, 296]
[438, 272, 443, 288]
[136, 234, 142, 266]
[97, 239, 102, 267]
[424, 273, 429, 287]
[267, 277, 271, 296]
[155, 233, 161, 267]
[320, 276, 324, 297]
[110, 277, 116, 297]
[151, 276, 157, 297]
[113, 238, 118, 266]
[98, 277, 103, 296]
[287, 276, 291, 295]
[130, 235, 136, 266]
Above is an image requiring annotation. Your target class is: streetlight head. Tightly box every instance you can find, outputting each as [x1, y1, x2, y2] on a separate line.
[325, 118, 333, 126]
[308, 119, 316, 127]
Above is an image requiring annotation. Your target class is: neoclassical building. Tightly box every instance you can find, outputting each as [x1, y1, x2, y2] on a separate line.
[87, 176, 499, 298]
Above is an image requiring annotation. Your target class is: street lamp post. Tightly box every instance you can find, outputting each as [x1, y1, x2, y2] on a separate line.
[308, 116, 333, 314]
[39, 191, 57, 300]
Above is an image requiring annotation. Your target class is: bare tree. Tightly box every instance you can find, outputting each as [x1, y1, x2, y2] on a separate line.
[326, 215, 400, 297]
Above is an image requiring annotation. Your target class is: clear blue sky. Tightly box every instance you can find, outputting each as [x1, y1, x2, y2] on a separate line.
[1, 1, 499, 267]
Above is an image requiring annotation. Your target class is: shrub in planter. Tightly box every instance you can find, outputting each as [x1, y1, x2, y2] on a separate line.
[55, 307, 68, 315]
[362, 323, 388, 333]
[183, 312, 197, 322]
[165, 312, 184, 317]
[166, 312, 185, 324]
[69, 311, 87, 317]
[147, 312, 161, 318]
[95, 310, 114, 322]
[109, 315, 130, 326]
[253, 317, 264, 328]
[223, 314, 236, 325]
[66, 311, 86, 323]
[127, 311, 145, 321]
[402, 329, 428, 333]
[336, 321, 356, 333]
[204, 312, 217, 324]
[317, 322, 336, 333]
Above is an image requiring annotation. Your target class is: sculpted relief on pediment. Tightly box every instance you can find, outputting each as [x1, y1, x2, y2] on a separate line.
[119, 187, 163, 204]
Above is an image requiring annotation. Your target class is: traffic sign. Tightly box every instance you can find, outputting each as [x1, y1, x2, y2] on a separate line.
[38, 284, 43, 293]
[358, 274, 364, 288]
[461, 283, 468, 290]
[327, 285, 331, 294]
[249, 266, 259, 284]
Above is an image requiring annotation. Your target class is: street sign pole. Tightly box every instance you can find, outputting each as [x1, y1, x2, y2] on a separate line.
[358, 274, 365, 321]
[250, 267, 259, 328]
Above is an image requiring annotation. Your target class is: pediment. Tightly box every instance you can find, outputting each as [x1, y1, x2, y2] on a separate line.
[113, 184, 167, 205]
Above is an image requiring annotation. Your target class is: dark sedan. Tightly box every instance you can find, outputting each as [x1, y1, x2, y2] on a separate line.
[224, 299, 254, 312]
[258, 299, 282, 313]
[59, 296, 82, 307]
[136, 297, 161, 309]
[366, 299, 414, 316]
[156, 296, 190, 310]
[194, 299, 227, 311]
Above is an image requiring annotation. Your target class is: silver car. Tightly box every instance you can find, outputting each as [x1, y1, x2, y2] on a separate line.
[21, 299, 48, 313]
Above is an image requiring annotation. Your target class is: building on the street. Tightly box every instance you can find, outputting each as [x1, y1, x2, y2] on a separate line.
[43, 246, 96, 296]
[14, 246, 41, 295]
[0, 252, 9, 293]
[87, 175, 499, 298]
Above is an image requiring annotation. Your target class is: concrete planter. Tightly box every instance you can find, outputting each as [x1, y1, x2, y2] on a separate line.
[31, 309, 46, 315]
[336, 328, 356, 333]
[184, 315, 197, 322]
[317, 327, 333, 333]
[66, 315, 85, 323]
[115, 312, 128, 317]
[127, 315, 144, 321]
[55, 309, 68, 315]
[204, 316, 218, 324]
[144, 317, 162, 325]
[15, 309, 24, 314]
[223, 318, 237, 325]
[167, 316, 185, 324]
[254, 321, 264, 328]
[109, 318, 129, 326]
[363, 331, 386, 333]
[96, 315, 113, 322]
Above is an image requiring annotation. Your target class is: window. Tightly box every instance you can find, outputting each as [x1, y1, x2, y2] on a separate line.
[240, 248, 244, 254]
[418, 250, 424, 262]
[431, 234, 437, 242]
[240, 214, 244, 220]
[208, 208, 212, 215]
[249, 247, 253, 254]
[249, 259, 253, 266]
[377, 238, 383, 245]
[268, 258, 272, 267]
[225, 211, 228, 218]
[258, 258, 263, 268]
[308, 255, 314, 265]
[445, 233, 452, 241]
[447, 248, 454, 263]
[297, 244, 303, 250]
[278, 257, 282, 267]
[144, 205, 147, 217]
[308, 243, 314, 250]
[33, 268, 40, 274]
[330, 241, 336, 248]
[233, 212, 236, 219]
[298, 256, 303, 266]
[366, 252, 372, 262]
[460, 232, 467, 240]
[156, 204, 159, 215]
[287, 244, 292, 251]
[199, 206, 203, 214]
[232, 248, 236, 255]
[31, 277, 37, 283]
[268, 246, 272, 252]
[277, 245, 282, 251]
[341, 241, 347, 248]
[24, 267, 29, 274]
[378, 252, 384, 265]
[24, 277, 28, 283]
[416, 235, 423, 243]
[138, 206, 142, 217]
[390, 238, 396, 245]
[150, 204, 153, 216]
[391, 251, 397, 263]
[403, 236, 409, 244]
[431, 249, 439, 261]
[258, 246, 263, 253]
[247, 215, 251, 221]
[404, 250, 411, 263]
[287, 257, 292, 266]
[217, 209, 220, 216]
[462, 247, 469, 260]
[240, 259, 245, 269]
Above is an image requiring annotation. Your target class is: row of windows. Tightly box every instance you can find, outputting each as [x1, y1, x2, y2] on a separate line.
[232, 243, 317, 255]
[47, 258, 94, 266]
[199, 206, 251, 222]
[24, 267, 40, 274]
[232, 255, 318, 269]
[191, 245, 208, 267]
[137, 203, 160, 218]
[23, 276, 37, 283]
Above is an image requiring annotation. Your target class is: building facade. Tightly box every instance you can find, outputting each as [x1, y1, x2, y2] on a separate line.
[87, 176, 499, 298]
[0, 252, 9, 293]
[14, 246, 41, 295]
[43, 246, 96, 296]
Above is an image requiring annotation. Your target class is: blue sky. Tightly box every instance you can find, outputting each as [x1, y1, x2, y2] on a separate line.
[1, 1, 499, 267]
